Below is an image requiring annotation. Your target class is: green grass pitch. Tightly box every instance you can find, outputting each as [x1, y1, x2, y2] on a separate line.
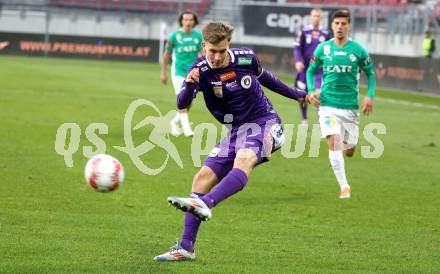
[0, 56, 439, 273]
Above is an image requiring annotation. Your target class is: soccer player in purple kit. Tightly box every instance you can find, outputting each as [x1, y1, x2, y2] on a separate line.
[293, 8, 330, 124]
[153, 22, 307, 262]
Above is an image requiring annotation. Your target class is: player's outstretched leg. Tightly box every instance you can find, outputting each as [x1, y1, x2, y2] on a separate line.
[167, 167, 249, 220]
[200, 168, 248, 208]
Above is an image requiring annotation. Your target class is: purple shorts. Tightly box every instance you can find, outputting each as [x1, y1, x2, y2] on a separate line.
[295, 70, 322, 91]
[204, 116, 284, 181]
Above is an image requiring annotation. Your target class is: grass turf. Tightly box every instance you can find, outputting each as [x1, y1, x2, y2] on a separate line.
[0, 56, 439, 273]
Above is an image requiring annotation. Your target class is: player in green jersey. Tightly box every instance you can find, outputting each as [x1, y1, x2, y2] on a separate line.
[306, 9, 376, 199]
[160, 10, 203, 137]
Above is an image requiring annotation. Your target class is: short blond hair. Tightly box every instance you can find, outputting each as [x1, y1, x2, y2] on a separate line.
[202, 22, 234, 44]
[311, 8, 323, 14]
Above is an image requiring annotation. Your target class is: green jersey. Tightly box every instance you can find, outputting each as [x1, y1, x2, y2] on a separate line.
[165, 29, 203, 77]
[306, 39, 376, 109]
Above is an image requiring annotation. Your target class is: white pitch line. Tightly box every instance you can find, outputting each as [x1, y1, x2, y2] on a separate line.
[375, 97, 440, 110]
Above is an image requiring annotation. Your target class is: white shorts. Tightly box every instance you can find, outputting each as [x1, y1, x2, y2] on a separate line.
[171, 74, 185, 96]
[318, 106, 360, 146]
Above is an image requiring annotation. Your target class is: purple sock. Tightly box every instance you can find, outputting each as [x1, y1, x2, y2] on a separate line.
[202, 168, 248, 209]
[299, 101, 308, 120]
[180, 192, 204, 253]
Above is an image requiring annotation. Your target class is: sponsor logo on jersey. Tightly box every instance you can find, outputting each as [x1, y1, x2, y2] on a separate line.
[238, 57, 252, 65]
[240, 75, 252, 89]
[220, 71, 236, 82]
[177, 45, 198, 53]
[324, 116, 337, 127]
[326, 65, 353, 73]
[213, 85, 223, 98]
[319, 35, 326, 42]
[201, 66, 208, 72]
[334, 51, 347, 56]
[233, 50, 254, 55]
[324, 45, 331, 56]
[225, 80, 239, 90]
[349, 54, 357, 62]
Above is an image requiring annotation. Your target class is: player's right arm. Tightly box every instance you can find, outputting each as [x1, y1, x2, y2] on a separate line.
[177, 67, 199, 109]
[359, 46, 376, 115]
[161, 51, 171, 84]
[252, 53, 306, 101]
[293, 31, 305, 72]
[306, 44, 323, 107]
[161, 33, 175, 85]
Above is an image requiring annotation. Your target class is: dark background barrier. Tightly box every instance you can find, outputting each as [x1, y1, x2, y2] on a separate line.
[372, 54, 440, 95]
[1, 32, 438, 94]
[241, 4, 336, 38]
[0, 32, 159, 62]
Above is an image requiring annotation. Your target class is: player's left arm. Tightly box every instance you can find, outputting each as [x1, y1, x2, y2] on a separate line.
[359, 48, 376, 115]
[177, 64, 200, 109]
[253, 54, 307, 101]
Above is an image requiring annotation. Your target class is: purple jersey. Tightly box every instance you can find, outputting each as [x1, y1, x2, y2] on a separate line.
[177, 48, 306, 180]
[178, 48, 306, 126]
[294, 27, 331, 69]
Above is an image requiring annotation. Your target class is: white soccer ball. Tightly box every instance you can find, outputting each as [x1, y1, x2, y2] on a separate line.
[84, 154, 124, 192]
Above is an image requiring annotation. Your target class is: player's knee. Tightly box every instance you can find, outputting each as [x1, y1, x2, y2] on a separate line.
[192, 171, 204, 185]
[234, 149, 258, 175]
[344, 147, 356, 157]
[326, 135, 335, 148]
[192, 170, 210, 191]
[327, 135, 344, 150]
